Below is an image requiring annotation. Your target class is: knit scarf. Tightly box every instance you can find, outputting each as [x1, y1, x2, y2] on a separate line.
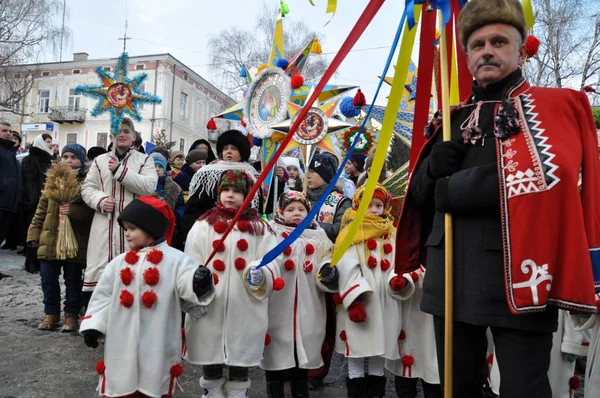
[198, 202, 268, 236]
[334, 210, 394, 253]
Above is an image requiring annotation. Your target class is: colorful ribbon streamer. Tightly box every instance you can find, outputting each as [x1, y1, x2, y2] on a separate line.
[257, 7, 408, 270]
[407, 1, 449, 31]
[522, 0, 535, 31]
[204, 0, 387, 267]
[330, 6, 422, 267]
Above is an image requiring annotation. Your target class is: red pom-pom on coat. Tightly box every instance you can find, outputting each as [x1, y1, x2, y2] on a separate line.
[569, 376, 581, 390]
[120, 267, 134, 286]
[367, 256, 378, 268]
[144, 267, 160, 286]
[141, 290, 157, 308]
[213, 260, 225, 272]
[381, 259, 391, 271]
[305, 244, 315, 256]
[235, 258, 246, 270]
[291, 74, 304, 89]
[282, 232, 289, 238]
[212, 240, 225, 252]
[340, 330, 347, 341]
[238, 221, 249, 232]
[214, 221, 227, 234]
[303, 261, 313, 273]
[333, 293, 343, 305]
[410, 271, 420, 283]
[367, 239, 377, 251]
[95, 360, 105, 375]
[401, 354, 414, 367]
[283, 247, 292, 256]
[147, 249, 163, 265]
[383, 243, 393, 254]
[274, 277, 285, 291]
[265, 333, 272, 345]
[399, 330, 406, 340]
[284, 259, 295, 271]
[213, 273, 219, 285]
[237, 239, 248, 252]
[525, 35, 540, 58]
[125, 251, 139, 265]
[120, 290, 134, 308]
[170, 363, 184, 377]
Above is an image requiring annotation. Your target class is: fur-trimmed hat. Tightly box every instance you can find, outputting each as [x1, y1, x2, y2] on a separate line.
[118, 196, 176, 245]
[217, 129, 251, 162]
[458, 0, 527, 50]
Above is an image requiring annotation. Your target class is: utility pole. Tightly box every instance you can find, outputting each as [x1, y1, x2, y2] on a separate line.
[118, 0, 131, 53]
[59, 0, 66, 61]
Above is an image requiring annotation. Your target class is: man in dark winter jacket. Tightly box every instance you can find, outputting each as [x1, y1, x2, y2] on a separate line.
[0, 120, 23, 246]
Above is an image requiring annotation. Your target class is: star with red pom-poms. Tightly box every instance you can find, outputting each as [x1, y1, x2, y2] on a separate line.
[305, 244, 315, 256]
[213, 259, 225, 272]
[367, 256, 378, 268]
[212, 240, 225, 252]
[95, 360, 106, 375]
[383, 243, 393, 255]
[144, 267, 160, 286]
[283, 246, 292, 256]
[214, 221, 227, 234]
[367, 239, 377, 251]
[333, 293, 343, 305]
[120, 290, 134, 308]
[284, 259, 295, 271]
[125, 251, 139, 265]
[265, 333, 272, 345]
[213, 273, 219, 285]
[340, 330, 347, 341]
[237, 221, 249, 232]
[147, 249, 163, 265]
[237, 239, 248, 252]
[141, 290, 157, 308]
[525, 35, 540, 59]
[235, 258, 246, 270]
[274, 277, 285, 291]
[170, 363, 184, 378]
[381, 259, 391, 271]
[120, 267, 134, 286]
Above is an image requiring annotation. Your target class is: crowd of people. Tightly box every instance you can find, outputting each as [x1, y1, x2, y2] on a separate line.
[2, 0, 600, 397]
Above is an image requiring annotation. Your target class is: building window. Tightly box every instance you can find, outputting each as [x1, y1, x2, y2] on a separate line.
[136, 64, 145, 71]
[68, 88, 81, 111]
[66, 133, 77, 144]
[38, 90, 50, 113]
[72, 69, 81, 74]
[103, 66, 111, 72]
[42, 71, 50, 77]
[179, 138, 185, 152]
[138, 84, 146, 110]
[183, 72, 188, 81]
[97, 133, 108, 149]
[180, 92, 188, 119]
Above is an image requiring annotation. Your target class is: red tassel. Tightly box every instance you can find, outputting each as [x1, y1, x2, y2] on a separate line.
[274, 277, 285, 291]
[234, 258, 246, 270]
[214, 221, 228, 234]
[95, 360, 106, 375]
[213, 259, 225, 272]
[399, 329, 406, 340]
[569, 376, 581, 390]
[401, 354, 414, 377]
[125, 251, 139, 265]
[171, 363, 184, 377]
[146, 249, 163, 265]
[305, 244, 315, 256]
[380, 259, 391, 271]
[283, 246, 292, 256]
[206, 118, 217, 130]
[410, 271, 420, 283]
[237, 239, 248, 252]
[352, 89, 366, 108]
[143, 267, 160, 286]
[120, 290, 134, 308]
[284, 259, 295, 271]
[265, 333, 272, 345]
[339, 330, 347, 341]
[525, 35, 540, 58]
[120, 267, 134, 286]
[141, 290, 157, 308]
[291, 74, 304, 89]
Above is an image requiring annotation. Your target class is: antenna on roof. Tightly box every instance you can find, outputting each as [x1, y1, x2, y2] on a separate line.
[118, 0, 131, 53]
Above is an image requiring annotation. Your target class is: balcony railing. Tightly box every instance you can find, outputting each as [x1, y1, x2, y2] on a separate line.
[48, 106, 87, 123]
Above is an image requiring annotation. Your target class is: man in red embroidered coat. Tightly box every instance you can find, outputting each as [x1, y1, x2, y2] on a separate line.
[395, 0, 600, 396]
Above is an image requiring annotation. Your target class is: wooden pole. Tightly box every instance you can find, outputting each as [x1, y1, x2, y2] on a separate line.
[439, 11, 454, 398]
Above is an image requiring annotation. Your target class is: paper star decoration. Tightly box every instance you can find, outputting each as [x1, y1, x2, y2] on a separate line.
[75, 53, 162, 135]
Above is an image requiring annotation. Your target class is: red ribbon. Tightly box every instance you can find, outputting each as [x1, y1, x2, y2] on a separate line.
[204, 0, 387, 265]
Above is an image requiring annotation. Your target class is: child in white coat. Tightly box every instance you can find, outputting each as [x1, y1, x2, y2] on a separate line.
[262, 191, 336, 397]
[184, 169, 281, 398]
[80, 196, 214, 398]
[334, 184, 413, 398]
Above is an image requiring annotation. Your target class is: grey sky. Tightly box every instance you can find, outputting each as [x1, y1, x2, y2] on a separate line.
[63, 0, 407, 105]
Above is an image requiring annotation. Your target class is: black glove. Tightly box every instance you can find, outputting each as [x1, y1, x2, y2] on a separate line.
[319, 264, 338, 287]
[81, 329, 103, 348]
[434, 178, 452, 213]
[427, 141, 466, 179]
[193, 266, 213, 298]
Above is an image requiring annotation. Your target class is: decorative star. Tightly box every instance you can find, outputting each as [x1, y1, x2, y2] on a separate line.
[405, 75, 418, 101]
[75, 53, 161, 135]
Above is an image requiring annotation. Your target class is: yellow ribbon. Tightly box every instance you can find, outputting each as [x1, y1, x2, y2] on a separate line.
[308, 0, 338, 25]
[331, 6, 422, 266]
[522, 0, 535, 31]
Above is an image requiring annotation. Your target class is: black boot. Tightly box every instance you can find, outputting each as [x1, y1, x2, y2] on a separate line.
[366, 375, 386, 398]
[346, 377, 367, 398]
[266, 381, 285, 398]
[291, 379, 309, 397]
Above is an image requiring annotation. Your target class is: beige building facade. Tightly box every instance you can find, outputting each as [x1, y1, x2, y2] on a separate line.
[1, 52, 234, 154]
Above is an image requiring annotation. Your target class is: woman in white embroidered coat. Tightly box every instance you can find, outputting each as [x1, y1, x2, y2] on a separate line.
[261, 191, 336, 397]
[80, 197, 213, 398]
[82, 118, 157, 294]
[385, 266, 442, 398]
[334, 184, 409, 398]
[183, 169, 281, 398]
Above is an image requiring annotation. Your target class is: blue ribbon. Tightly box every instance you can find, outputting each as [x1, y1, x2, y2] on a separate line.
[406, 1, 451, 31]
[257, 9, 408, 268]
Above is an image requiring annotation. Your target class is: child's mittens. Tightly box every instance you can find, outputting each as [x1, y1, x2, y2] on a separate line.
[193, 266, 213, 298]
[319, 264, 338, 287]
[249, 265, 264, 287]
[348, 300, 367, 323]
[188, 305, 208, 321]
[390, 275, 408, 291]
[81, 329, 103, 348]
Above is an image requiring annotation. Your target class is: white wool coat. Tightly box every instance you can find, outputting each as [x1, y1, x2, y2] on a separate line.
[183, 218, 279, 367]
[334, 234, 407, 359]
[385, 266, 440, 384]
[261, 222, 335, 371]
[80, 243, 210, 398]
[82, 151, 157, 292]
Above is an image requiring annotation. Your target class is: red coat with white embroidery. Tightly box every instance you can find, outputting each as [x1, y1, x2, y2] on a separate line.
[397, 83, 600, 314]
[80, 242, 211, 397]
[183, 218, 279, 367]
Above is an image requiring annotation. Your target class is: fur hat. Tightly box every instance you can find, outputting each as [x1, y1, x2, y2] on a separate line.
[185, 149, 208, 164]
[217, 129, 251, 162]
[309, 153, 337, 184]
[61, 144, 87, 167]
[87, 146, 107, 161]
[150, 152, 168, 171]
[458, 0, 527, 50]
[117, 196, 176, 245]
